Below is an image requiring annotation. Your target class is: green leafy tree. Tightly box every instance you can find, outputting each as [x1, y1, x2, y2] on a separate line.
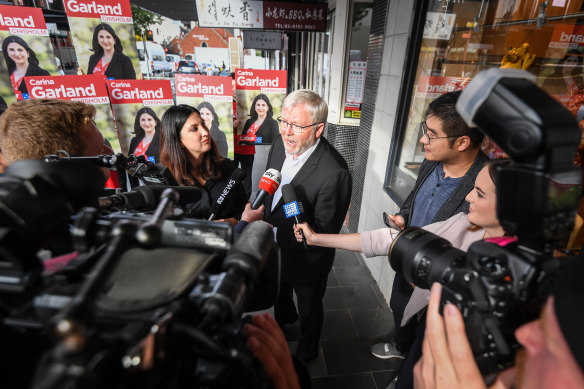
[131, 5, 163, 37]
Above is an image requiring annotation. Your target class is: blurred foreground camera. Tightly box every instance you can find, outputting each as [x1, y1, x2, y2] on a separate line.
[0, 159, 280, 389]
[390, 69, 582, 376]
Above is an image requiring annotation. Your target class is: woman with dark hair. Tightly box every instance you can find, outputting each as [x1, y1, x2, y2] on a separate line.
[128, 107, 161, 162]
[2, 36, 49, 99]
[242, 93, 279, 143]
[542, 50, 584, 97]
[160, 104, 247, 221]
[197, 101, 228, 158]
[78, 23, 136, 80]
[235, 94, 279, 197]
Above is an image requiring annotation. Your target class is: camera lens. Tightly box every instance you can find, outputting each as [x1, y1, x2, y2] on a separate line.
[389, 227, 466, 289]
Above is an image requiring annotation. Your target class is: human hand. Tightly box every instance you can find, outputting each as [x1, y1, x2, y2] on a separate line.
[243, 313, 300, 389]
[293, 222, 315, 245]
[241, 202, 264, 223]
[77, 67, 85, 75]
[214, 217, 239, 226]
[414, 283, 515, 389]
[387, 214, 405, 230]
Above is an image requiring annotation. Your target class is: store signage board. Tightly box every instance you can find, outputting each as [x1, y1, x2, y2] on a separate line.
[243, 30, 282, 50]
[549, 24, 584, 49]
[196, 0, 326, 32]
[415, 76, 467, 99]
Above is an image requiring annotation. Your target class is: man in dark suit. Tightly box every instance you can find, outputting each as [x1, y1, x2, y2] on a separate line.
[263, 89, 352, 363]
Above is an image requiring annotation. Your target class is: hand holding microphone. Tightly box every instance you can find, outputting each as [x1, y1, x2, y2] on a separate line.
[252, 169, 282, 210]
[281, 184, 307, 249]
[293, 223, 315, 246]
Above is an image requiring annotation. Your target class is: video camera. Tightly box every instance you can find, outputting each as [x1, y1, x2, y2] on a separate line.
[0, 158, 279, 389]
[390, 69, 582, 377]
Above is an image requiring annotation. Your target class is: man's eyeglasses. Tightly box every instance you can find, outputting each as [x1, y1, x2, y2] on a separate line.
[420, 122, 462, 144]
[277, 117, 321, 134]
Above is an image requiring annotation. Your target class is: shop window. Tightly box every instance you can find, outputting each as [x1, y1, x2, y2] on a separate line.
[385, 0, 584, 203]
[341, 1, 372, 122]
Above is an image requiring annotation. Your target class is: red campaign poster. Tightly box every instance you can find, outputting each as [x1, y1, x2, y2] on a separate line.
[234, 68, 286, 145]
[24, 74, 121, 153]
[175, 74, 233, 158]
[63, 0, 139, 80]
[0, 5, 60, 104]
[107, 79, 173, 158]
[234, 68, 287, 196]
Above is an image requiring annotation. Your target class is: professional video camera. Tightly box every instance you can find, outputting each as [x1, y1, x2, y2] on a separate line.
[0, 159, 278, 389]
[389, 69, 582, 377]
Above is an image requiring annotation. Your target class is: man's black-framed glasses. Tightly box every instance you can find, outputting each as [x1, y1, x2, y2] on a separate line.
[277, 117, 322, 134]
[420, 122, 462, 144]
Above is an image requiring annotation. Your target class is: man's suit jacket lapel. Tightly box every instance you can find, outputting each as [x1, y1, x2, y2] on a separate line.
[267, 139, 325, 218]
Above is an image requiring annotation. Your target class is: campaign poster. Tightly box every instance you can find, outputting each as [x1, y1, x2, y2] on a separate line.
[0, 5, 59, 104]
[63, 0, 139, 80]
[24, 74, 121, 153]
[235, 68, 286, 197]
[107, 79, 173, 158]
[175, 74, 233, 158]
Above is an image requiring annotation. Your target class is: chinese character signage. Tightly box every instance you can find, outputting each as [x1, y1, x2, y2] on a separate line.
[175, 74, 234, 158]
[64, 0, 139, 79]
[24, 74, 120, 153]
[0, 5, 60, 104]
[344, 61, 366, 118]
[196, 0, 326, 32]
[107, 79, 173, 157]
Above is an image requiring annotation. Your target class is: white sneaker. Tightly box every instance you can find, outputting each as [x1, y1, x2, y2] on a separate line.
[370, 342, 406, 359]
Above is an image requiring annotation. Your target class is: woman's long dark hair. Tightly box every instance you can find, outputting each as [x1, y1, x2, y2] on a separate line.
[249, 94, 273, 122]
[1, 36, 40, 74]
[133, 107, 161, 137]
[160, 104, 223, 186]
[486, 158, 513, 237]
[91, 23, 124, 57]
[197, 101, 220, 130]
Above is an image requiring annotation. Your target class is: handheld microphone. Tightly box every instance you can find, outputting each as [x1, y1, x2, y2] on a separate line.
[208, 168, 246, 221]
[252, 169, 281, 210]
[98, 186, 203, 211]
[281, 184, 308, 249]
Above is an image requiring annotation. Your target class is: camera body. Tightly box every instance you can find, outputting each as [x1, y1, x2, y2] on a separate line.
[390, 69, 582, 376]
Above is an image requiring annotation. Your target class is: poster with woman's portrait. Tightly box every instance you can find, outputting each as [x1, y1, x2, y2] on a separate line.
[234, 68, 287, 198]
[64, 0, 139, 80]
[175, 74, 233, 159]
[0, 5, 59, 104]
[107, 79, 173, 159]
[24, 74, 120, 153]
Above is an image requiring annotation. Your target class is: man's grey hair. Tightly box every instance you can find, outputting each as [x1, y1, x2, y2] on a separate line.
[282, 89, 328, 124]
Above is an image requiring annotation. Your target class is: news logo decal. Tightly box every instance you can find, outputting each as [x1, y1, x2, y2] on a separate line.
[283, 200, 303, 218]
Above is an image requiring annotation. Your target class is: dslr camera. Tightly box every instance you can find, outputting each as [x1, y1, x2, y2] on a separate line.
[390, 69, 582, 376]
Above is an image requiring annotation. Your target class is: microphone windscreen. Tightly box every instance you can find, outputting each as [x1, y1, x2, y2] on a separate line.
[281, 184, 298, 203]
[209, 168, 246, 216]
[258, 169, 281, 195]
